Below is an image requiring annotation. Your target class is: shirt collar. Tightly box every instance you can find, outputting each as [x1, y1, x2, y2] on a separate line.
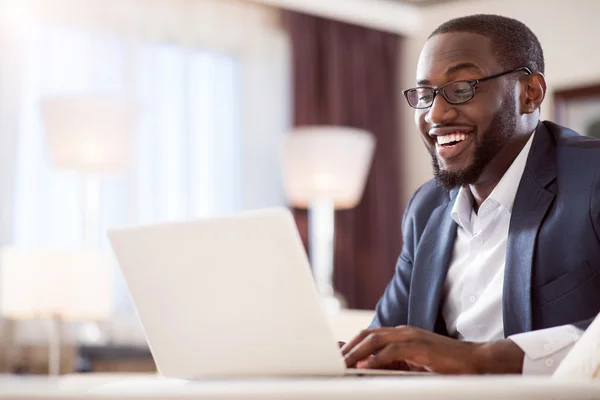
[488, 131, 535, 213]
[451, 131, 535, 227]
[451, 186, 474, 230]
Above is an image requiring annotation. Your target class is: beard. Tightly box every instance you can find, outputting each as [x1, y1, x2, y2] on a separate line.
[429, 95, 517, 190]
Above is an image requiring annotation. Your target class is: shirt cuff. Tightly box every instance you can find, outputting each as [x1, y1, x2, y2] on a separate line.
[508, 325, 583, 375]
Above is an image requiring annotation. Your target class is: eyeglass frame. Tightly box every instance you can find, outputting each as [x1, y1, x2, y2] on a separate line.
[402, 66, 533, 109]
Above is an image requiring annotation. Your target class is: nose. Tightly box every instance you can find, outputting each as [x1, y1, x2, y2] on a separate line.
[424, 92, 457, 125]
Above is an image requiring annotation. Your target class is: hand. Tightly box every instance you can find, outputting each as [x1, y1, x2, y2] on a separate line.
[341, 326, 524, 374]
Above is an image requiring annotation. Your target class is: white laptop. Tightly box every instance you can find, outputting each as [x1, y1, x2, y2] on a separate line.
[107, 207, 427, 378]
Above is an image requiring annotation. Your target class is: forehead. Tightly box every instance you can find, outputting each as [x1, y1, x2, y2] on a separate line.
[416, 32, 501, 85]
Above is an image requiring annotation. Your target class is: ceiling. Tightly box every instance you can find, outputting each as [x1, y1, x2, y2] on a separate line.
[389, 0, 461, 5]
[249, 0, 430, 36]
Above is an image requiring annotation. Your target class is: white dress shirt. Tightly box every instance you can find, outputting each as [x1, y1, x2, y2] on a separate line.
[441, 132, 583, 374]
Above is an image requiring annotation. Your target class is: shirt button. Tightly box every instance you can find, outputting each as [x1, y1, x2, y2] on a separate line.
[469, 295, 477, 303]
[545, 359, 554, 368]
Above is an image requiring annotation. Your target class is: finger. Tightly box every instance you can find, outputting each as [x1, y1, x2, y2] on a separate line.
[406, 361, 429, 372]
[343, 331, 397, 367]
[361, 356, 410, 371]
[342, 326, 414, 358]
[366, 342, 430, 371]
[338, 341, 346, 348]
[341, 328, 382, 356]
[355, 355, 374, 369]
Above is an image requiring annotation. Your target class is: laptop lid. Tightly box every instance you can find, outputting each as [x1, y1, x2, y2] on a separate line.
[107, 207, 346, 378]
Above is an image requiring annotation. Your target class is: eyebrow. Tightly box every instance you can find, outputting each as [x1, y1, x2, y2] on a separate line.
[416, 62, 484, 86]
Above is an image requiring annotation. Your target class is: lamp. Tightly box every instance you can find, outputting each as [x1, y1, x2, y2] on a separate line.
[40, 97, 136, 350]
[41, 97, 137, 246]
[282, 126, 375, 312]
[0, 248, 114, 375]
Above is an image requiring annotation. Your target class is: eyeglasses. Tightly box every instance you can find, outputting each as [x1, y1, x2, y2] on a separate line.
[403, 67, 532, 109]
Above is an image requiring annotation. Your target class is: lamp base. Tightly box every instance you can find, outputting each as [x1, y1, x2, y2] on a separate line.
[320, 290, 348, 314]
[309, 198, 347, 314]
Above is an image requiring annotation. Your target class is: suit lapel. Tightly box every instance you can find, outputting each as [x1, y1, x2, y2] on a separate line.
[503, 122, 556, 336]
[408, 194, 457, 331]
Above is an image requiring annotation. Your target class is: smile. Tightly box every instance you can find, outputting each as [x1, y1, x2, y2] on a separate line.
[433, 131, 473, 160]
[436, 132, 468, 146]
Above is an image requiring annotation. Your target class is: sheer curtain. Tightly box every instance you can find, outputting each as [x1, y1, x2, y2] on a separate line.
[0, 0, 289, 344]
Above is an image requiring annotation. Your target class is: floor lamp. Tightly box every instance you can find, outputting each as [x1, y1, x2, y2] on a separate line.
[40, 97, 136, 349]
[282, 126, 375, 313]
[41, 97, 136, 247]
[0, 248, 114, 376]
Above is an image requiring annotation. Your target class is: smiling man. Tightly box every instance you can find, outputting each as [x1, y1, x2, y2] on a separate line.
[341, 14, 600, 374]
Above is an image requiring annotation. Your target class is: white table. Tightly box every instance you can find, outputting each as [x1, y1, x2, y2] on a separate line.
[1, 374, 600, 400]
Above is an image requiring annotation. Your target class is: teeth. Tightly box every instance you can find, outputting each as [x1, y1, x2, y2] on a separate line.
[436, 132, 468, 145]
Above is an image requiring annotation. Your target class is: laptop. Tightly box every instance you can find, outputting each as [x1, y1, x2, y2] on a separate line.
[107, 207, 427, 378]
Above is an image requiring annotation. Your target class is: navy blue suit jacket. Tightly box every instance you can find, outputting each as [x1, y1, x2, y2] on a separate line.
[372, 121, 600, 336]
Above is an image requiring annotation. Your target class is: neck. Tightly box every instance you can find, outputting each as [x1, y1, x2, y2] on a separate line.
[468, 131, 533, 211]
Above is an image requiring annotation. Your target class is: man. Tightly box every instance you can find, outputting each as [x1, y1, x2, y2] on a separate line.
[341, 14, 600, 375]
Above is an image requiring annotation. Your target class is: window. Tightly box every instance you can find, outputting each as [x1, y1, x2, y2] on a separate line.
[12, 24, 256, 318]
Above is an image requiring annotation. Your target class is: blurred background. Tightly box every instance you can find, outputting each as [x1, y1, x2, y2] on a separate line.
[0, 0, 599, 376]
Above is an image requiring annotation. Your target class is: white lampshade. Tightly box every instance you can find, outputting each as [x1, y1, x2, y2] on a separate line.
[0, 248, 114, 321]
[282, 126, 376, 210]
[41, 97, 137, 174]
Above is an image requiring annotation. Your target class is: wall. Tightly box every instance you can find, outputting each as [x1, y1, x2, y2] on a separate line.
[400, 0, 600, 205]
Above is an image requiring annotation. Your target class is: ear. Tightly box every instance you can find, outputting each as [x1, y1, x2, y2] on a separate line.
[519, 72, 546, 114]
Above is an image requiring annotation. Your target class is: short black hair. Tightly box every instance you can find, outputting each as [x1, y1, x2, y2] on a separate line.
[429, 14, 545, 74]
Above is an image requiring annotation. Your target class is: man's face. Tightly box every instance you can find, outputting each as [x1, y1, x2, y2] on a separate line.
[414, 32, 519, 189]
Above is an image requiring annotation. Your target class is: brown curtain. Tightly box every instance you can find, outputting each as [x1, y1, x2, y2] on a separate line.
[282, 11, 404, 310]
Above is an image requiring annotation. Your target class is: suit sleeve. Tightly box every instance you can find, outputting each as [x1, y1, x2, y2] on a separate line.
[563, 168, 600, 333]
[592, 167, 600, 245]
[369, 187, 421, 328]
